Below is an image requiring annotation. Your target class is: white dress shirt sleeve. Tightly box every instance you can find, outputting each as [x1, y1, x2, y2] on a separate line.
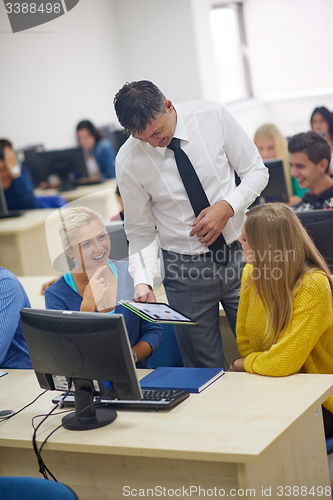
[117, 162, 159, 288]
[219, 105, 269, 213]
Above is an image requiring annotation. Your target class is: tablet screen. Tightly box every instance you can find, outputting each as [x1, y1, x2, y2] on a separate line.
[123, 301, 196, 323]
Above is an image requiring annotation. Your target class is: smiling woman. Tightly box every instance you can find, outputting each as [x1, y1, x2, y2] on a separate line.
[44, 206, 162, 368]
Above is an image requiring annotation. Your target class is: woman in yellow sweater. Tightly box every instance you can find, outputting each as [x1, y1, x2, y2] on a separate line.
[233, 203, 333, 437]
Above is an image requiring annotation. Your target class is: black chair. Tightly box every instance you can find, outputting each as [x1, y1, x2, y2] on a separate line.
[295, 210, 333, 272]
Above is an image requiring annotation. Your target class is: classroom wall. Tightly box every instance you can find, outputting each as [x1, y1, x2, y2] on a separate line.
[245, 0, 333, 97]
[1, 0, 333, 150]
[0, 0, 122, 149]
[113, 0, 202, 103]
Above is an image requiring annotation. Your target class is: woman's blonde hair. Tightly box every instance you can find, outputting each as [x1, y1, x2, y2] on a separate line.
[254, 123, 292, 197]
[59, 206, 103, 251]
[244, 203, 333, 347]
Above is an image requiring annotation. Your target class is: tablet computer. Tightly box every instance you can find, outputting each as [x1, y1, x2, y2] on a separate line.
[119, 300, 197, 325]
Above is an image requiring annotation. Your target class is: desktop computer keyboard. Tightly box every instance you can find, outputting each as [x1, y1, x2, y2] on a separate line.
[52, 389, 190, 410]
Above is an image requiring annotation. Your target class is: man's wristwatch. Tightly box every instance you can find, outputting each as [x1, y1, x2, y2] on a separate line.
[10, 165, 21, 176]
[131, 349, 138, 363]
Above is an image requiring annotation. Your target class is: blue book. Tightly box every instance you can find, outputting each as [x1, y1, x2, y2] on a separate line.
[140, 366, 224, 393]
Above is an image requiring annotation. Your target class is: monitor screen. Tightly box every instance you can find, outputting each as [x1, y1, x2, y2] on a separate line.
[35, 147, 88, 191]
[17, 144, 44, 188]
[251, 159, 289, 206]
[20, 309, 142, 431]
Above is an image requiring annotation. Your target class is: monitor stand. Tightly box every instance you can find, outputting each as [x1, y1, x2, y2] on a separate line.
[52, 160, 77, 192]
[62, 379, 117, 431]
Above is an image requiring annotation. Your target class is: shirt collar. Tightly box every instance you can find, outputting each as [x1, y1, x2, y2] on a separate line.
[155, 108, 189, 157]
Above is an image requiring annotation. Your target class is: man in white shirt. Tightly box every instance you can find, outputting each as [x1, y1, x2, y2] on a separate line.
[114, 80, 268, 368]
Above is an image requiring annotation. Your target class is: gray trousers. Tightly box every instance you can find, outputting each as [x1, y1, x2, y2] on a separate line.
[162, 245, 244, 368]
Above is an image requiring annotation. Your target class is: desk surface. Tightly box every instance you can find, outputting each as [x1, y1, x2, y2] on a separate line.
[1, 369, 332, 464]
[0, 209, 54, 235]
[34, 178, 117, 201]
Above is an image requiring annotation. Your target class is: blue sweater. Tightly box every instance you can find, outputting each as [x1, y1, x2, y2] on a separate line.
[94, 139, 116, 179]
[0, 268, 32, 369]
[45, 261, 162, 368]
[5, 169, 39, 210]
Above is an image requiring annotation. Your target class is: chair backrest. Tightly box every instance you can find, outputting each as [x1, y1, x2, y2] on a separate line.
[295, 210, 333, 272]
[149, 323, 184, 368]
[0, 476, 79, 500]
[104, 221, 129, 261]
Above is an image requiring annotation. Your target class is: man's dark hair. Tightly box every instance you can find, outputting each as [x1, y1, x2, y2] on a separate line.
[76, 120, 103, 143]
[0, 138, 13, 149]
[288, 131, 331, 172]
[113, 80, 166, 135]
[0, 149, 4, 161]
[310, 106, 333, 137]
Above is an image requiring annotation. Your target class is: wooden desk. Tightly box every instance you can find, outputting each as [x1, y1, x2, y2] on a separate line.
[35, 179, 119, 222]
[17, 275, 57, 308]
[0, 210, 55, 276]
[1, 370, 332, 498]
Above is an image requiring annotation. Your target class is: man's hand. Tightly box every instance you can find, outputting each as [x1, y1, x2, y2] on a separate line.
[190, 200, 234, 247]
[3, 147, 19, 175]
[134, 283, 156, 303]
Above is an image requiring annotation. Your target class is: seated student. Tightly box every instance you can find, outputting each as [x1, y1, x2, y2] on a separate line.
[288, 131, 333, 211]
[76, 120, 116, 180]
[0, 140, 66, 210]
[310, 106, 333, 175]
[45, 207, 162, 368]
[0, 267, 32, 369]
[233, 203, 333, 438]
[253, 123, 307, 204]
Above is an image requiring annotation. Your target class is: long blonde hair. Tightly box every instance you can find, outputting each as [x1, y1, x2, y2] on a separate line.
[244, 203, 333, 347]
[254, 123, 292, 197]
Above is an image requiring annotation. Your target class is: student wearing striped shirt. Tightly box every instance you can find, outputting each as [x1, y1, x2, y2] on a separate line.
[0, 268, 32, 369]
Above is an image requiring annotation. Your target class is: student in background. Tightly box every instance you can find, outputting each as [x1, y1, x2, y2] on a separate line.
[45, 207, 161, 368]
[310, 106, 333, 175]
[253, 123, 306, 203]
[0, 140, 66, 210]
[0, 267, 32, 369]
[289, 131, 333, 210]
[76, 120, 116, 180]
[233, 203, 333, 438]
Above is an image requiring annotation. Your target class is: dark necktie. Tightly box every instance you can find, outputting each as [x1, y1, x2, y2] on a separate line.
[167, 137, 229, 265]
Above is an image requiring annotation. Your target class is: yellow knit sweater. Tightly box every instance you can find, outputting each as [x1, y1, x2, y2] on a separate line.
[237, 264, 333, 412]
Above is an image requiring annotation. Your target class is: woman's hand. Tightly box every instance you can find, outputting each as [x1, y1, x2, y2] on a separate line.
[228, 358, 246, 372]
[81, 266, 108, 311]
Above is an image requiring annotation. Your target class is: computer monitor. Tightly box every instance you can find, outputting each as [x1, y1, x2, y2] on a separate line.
[234, 159, 289, 206]
[20, 309, 142, 431]
[35, 147, 88, 191]
[99, 125, 130, 153]
[16, 144, 44, 188]
[249, 159, 289, 206]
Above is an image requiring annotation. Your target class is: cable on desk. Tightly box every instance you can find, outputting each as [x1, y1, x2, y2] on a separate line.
[31, 380, 100, 481]
[0, 389, 47, 423]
